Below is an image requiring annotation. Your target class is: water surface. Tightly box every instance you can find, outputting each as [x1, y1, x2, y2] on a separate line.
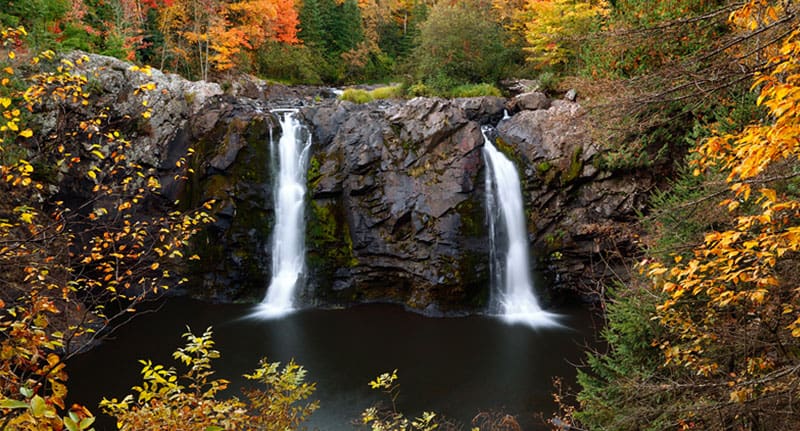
[68, 298, 597, 430]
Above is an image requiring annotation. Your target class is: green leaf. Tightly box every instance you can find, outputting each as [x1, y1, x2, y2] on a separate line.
[0, 398, 30, 409]
[79, 416, 96, 430]
[64, 415, 79, 431]
[205, 426, 224, 431]
[30, 395, 46, 417]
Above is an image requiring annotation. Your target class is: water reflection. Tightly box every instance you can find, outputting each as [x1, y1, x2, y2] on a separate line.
[68, 299, 596, 431]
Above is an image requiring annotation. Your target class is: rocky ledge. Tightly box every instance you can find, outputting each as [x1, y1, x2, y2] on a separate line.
[46, 53, 655, 311]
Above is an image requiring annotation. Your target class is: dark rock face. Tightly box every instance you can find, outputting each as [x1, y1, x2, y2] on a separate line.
[300, 97, 503, 312]
[56, 53, 654, 309]
[61, 53, 281, 302]
[183, 103, 279, 302]
[496, 100, 652, 300]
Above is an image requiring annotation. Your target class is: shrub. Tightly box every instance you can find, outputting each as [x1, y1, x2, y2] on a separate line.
[339, 85, 404, 103]
[0, 27, 213, 431]
[369, 85, 403, 100]
[340, 88, 373, 103]
[448, 83, 503, 98]
[100, 327, 318, 431]
[406, 83, 432, 97]
[360, 370, 439, 431]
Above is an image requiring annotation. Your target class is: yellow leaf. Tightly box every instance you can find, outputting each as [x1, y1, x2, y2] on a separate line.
[729, 389, 748, 403]
[761, 188, 777, 202]
[19, 212, 34, 224]
[19, 129, 33, 138]
[767, 6, 778, 21]
[0, 97, 10, 108]
[150, 262, 159, 270]
[7, 51, 15, 60]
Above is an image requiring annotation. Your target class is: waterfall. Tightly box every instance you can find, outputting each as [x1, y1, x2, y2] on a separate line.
[482, 128, 557, 327]
[254, 109, 311, 318]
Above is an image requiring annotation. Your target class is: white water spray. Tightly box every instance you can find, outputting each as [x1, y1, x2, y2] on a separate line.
[254, 109, 311, 318]
[482, 128, 557, 328]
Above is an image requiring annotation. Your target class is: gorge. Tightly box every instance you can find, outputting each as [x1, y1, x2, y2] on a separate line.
[5, 0, 798, 427]
[36, 52, 656, 430]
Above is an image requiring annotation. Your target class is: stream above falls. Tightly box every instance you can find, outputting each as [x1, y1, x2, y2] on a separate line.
[68, 298, 597, 431]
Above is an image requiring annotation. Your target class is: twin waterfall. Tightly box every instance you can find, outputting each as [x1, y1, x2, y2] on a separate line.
[482, 127, 557, 327]
[254, 109, 311, 318]
[255, 111, 554, 327]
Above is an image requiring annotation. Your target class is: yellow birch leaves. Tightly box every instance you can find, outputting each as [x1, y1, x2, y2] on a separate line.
[643, 2, 800, 415]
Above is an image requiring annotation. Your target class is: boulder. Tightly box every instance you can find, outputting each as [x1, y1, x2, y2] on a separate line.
[508, 91, 551, 112]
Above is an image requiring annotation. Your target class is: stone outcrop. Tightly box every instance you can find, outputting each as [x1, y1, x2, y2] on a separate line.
[55, 53, 285, 301]
[47, 53, 656, 310]
[299, 97, 505, 312]
[496, 96, 651, 299]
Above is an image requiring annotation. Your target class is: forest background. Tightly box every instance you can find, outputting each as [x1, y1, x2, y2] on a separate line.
[2, 0, 800, 430]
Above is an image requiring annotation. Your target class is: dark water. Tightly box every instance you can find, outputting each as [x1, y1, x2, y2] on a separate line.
[68, 298, 598, 430]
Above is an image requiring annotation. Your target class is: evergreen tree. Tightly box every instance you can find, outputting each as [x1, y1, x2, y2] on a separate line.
[298, 0, 325, 48]
[330, 0, 363, 54]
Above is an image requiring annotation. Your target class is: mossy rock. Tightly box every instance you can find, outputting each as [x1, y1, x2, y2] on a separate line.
[561, 146, 584, 184]
[305, 198, 357, 301]
[456, 198, 486, 238]
[182, 113, 279, 301]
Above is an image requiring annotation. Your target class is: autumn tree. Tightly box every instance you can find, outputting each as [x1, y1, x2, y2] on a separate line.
[156, 0, 299, 79]
[212, 0, 299, 72]
[645, 8, 800, 426]
[0, 0, 69, 49]
[567, 1, 800, 429]
[519, 0, 609, 69]
[0, 27, 213, 429]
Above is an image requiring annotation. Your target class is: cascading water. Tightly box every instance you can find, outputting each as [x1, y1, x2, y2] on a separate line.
[482, 127, 557, 328]
[254, 109, 311, 318]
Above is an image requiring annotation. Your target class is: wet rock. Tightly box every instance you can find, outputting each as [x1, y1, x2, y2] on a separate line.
[453, 96, 507, 123]
[303, 98, 494, 311]
[498, 99, 652, 301]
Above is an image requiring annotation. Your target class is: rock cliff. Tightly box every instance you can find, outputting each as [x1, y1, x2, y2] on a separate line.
[51, 53, 654, 310]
